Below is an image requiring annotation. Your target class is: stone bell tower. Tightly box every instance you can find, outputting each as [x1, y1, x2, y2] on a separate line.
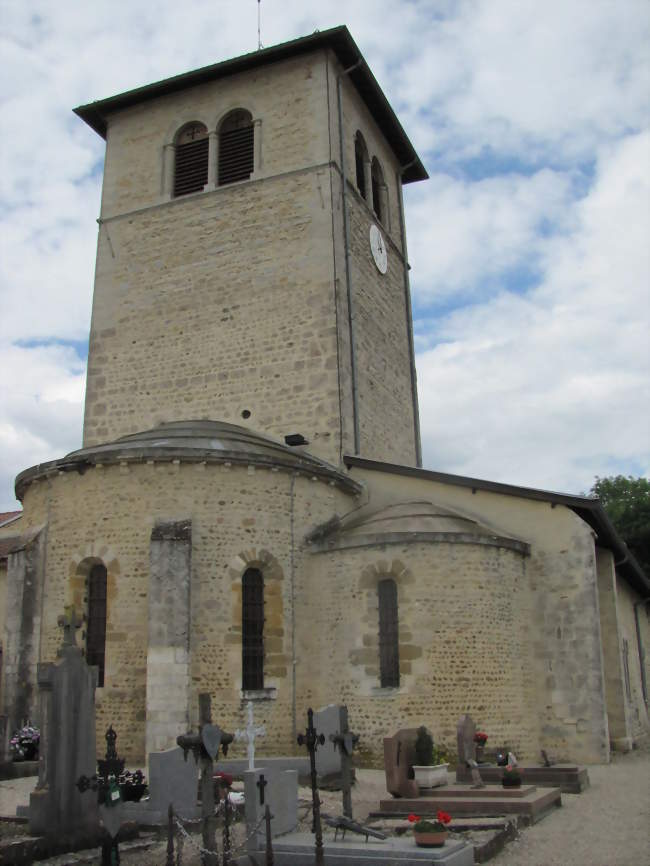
[75, 26, 427, 467]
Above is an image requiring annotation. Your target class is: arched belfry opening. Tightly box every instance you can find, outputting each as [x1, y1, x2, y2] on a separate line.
[173, 122, 209, 197]
[218, 109, 254, 186]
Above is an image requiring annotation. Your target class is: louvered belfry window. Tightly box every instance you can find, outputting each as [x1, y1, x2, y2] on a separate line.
[242, 568, 264, 690]
[371, 157, 384, 222]
[173, 122, 209, 197]
[378, 578, 400, 688]
[355, 133, 368, 199]
[86, 562, 108, 687]
[218, 109, 254, 186]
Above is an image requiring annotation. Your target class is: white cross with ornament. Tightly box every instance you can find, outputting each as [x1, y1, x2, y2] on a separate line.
[235, 701, 266, 770]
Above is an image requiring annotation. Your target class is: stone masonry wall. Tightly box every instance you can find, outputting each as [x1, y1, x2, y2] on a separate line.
[614, 575, 650, 744]
[348, 466, 611, 763]
[303, 541, 536, 766]
[18, 459, 354, 762]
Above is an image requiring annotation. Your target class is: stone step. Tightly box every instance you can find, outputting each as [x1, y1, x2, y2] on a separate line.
[455, 764, 589, 793]
[378, 786, 562, 825]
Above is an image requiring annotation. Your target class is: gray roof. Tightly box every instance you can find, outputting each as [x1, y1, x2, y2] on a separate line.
[306, 499, 529, 555]
[73, 26, 427, 184]
[14, 421, 362, 499]
[345, 456, 650, 595]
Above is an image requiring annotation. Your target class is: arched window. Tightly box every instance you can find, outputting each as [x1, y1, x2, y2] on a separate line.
[219, 109, 254, 186]
[173, 122, 209, 197]
[242, 568, 264, 690]
[86, 563, 108, 687]
[378, 578, 399, 687]
[355, 132, 368, 199]
[371, 157, 385, 223]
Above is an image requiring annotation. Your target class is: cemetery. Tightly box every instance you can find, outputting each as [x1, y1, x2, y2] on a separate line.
[0, 612, 610, 865]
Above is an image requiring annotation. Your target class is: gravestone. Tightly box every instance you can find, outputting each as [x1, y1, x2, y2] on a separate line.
[456, 714, 477, 766]
[244, 767, 298, 852]
[383, 728, 419, 799]
[122, 747, 200, 824]
[29, 607, 99, 841]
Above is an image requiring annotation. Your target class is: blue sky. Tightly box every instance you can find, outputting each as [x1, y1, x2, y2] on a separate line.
[0, 0, 648, 510]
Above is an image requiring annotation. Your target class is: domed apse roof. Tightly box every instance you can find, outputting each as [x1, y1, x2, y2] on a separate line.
[306, 500, 529, 554]
[15, 420, 362, 500]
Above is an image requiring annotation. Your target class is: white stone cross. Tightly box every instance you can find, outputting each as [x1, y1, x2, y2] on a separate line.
[235, 701, 266, 770]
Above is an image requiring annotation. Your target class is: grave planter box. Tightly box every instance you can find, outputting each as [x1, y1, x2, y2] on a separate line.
[413, 763, 449, 790]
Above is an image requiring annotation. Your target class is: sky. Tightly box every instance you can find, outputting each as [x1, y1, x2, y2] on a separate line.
[0, 0, 648, 511]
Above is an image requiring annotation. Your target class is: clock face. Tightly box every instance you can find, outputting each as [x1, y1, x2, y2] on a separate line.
[369, 224, 388, 274]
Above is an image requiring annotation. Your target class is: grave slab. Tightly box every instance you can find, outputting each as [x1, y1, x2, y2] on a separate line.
[455, 764, 589, 793]
[121, 746, 200, 825]
[218, 756, 309, 781]
[243, 767, 298, 850]
[383, 729, 419, 799]
[239, 831, 474, 865]
[378, 785, 561, 825]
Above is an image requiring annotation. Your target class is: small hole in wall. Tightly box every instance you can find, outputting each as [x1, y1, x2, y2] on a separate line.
[241, 409, 251, 419]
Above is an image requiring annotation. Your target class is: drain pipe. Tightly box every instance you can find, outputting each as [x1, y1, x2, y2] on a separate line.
[396, 159, 422, 467]
[290, 472, 297, 746]
[634, 598, 650, 706]
[336, 59, 363, 456]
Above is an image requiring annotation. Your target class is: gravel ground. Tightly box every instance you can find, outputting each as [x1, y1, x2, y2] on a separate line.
[2, 747, 648, 864]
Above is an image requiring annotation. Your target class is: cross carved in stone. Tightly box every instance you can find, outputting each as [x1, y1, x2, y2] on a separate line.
[235, 700, 266, 771]
[57, 605, 82, 647]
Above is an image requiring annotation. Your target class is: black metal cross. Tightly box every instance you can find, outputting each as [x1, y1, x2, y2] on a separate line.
[176, 694, 233, 866]
[328, 706, 359, 819]
[257, 773, 268, 805]
[297, 708, 325, 866]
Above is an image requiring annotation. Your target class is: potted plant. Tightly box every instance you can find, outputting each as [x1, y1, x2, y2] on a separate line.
[411, 726, 449, 789]
[501, 764, 522, 788]
[408, 811, 452, 847]
[473, 730, 488, 762]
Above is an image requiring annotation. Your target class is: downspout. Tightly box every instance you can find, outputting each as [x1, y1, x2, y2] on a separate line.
[396, 160, 422, 467]
[336, 59, 363, 455]
[634, 598, 650, 706]
[290, 472, 297, 746]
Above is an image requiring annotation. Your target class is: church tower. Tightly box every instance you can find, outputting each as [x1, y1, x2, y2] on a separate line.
[75, 27, 427, 468]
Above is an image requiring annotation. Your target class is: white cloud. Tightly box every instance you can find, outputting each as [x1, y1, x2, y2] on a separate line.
[0, 0, 648, 510]
[417, 131, 650, 492]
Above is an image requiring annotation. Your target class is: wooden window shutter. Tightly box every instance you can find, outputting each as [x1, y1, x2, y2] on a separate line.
[378, 578, 399, 687]
[242, 568, 264, 690]
[174, 123, 209, 197]
[355, 134, 367, 199]
[219, 110, 254, 186]
[86, 563, 108, 687]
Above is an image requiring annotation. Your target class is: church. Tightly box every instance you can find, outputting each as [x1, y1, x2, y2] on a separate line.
[1, 26, 648, 768]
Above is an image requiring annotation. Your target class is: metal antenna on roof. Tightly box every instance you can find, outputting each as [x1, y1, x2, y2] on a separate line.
[257, 0, 263, 50]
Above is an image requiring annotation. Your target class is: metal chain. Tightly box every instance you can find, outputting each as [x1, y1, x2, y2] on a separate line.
[173, 812, 266, 859]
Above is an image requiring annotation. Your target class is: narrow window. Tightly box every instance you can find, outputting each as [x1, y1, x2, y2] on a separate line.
[86, 563, 107, 687]
[242, 568, 264, 690]
[378, 578, 399, 687]
[219, 109, 254, 186]
[355, 133, 368, 199]
[622, 638, 632, 702]
[371, 157, 385, 222]
[173, 122, 209, 197]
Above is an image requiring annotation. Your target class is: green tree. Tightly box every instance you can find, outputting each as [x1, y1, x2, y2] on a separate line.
[589, 475, 650, 576]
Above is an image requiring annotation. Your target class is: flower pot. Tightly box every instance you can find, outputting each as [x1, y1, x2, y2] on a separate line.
[502, 775, 522, 788]
[412, 763, 449, 789]
[414, 830, 447, 848]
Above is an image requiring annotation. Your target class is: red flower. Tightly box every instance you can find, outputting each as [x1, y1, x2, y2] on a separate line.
[437, 810, 452, 825]
[474, 731, 488, 743]
[407, 814, 420, 823]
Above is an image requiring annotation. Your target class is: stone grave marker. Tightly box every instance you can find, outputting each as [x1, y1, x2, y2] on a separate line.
[28, 607, 99, 842]
[244, 767, 298, 853]
[123, 747, 200, 824]
[456, 714, 477, 766]
[383, 728, 419, 799]
[328, 706, 359, 818]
